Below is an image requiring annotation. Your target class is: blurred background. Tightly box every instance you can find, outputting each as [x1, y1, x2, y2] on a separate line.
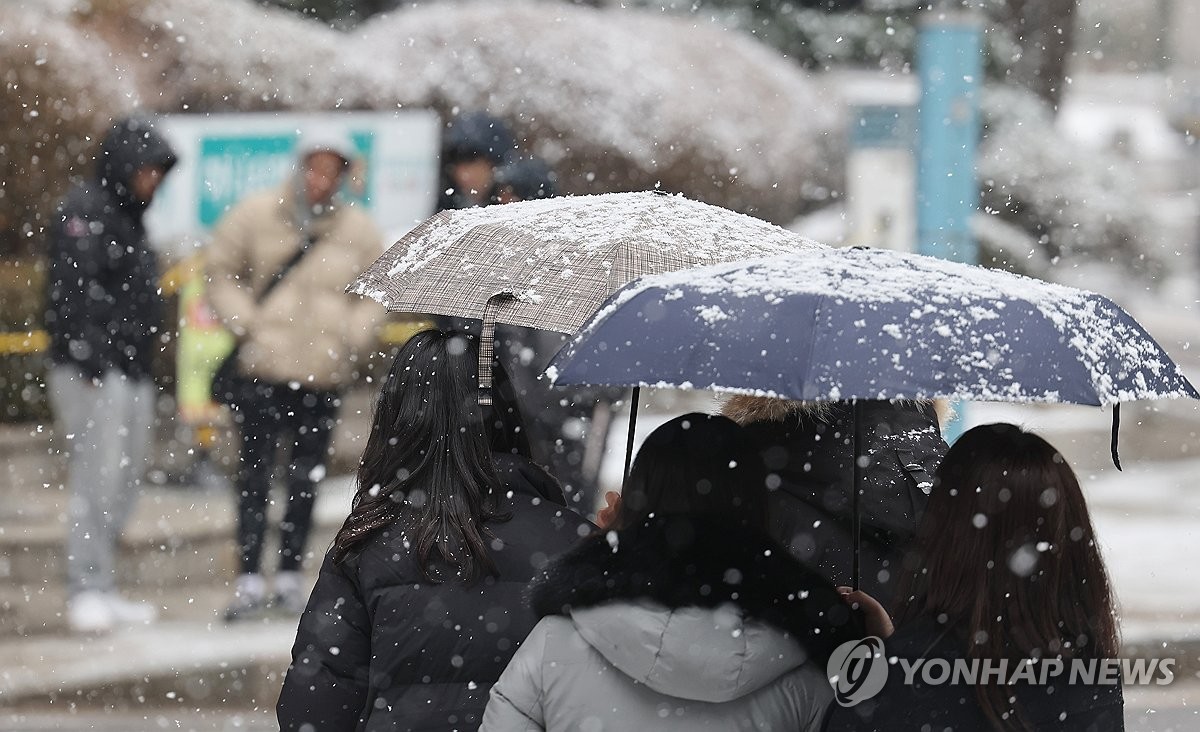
[2, 0, 1200, 729]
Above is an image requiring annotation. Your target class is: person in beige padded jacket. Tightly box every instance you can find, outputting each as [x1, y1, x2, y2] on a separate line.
[206, 130, 382, 621]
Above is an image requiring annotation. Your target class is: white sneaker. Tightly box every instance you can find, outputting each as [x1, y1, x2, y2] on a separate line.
[224, 573, 268, 623]
[105, 593, 158, 625]
[271, 571, 309, 615]
[67, 590, 115, 634]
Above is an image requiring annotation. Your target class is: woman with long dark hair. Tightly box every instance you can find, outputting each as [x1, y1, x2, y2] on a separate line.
[277, 330, 592, 731]
[482, 413, 863, 731]
[826, 423, 1123, 731]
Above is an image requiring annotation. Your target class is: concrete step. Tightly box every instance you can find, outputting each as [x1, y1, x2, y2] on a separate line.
[0, 478, 353, 638]
[0, 709, 276, 732]
[0, 425, 61, 509]
[0, 486, 240, 590]
[0, 569, 239, 638]
[0, 618, 296, 712]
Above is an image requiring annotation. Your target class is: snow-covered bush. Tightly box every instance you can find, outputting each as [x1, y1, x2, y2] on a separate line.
[1, 0, 842, 230]
[0, 4, 140, 253]
[978, 85, 1155, 278]
[0, 0, 1159, 280]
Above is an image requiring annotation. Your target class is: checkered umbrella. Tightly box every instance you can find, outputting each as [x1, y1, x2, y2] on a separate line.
[349, 191, 821, 403]
[351, 191, 820, 330]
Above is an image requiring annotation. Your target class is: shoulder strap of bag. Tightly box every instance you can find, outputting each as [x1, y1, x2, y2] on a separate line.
[255, 232, 320, 304]
[894, 447, 933, 527]
[895, 449, 934, 496]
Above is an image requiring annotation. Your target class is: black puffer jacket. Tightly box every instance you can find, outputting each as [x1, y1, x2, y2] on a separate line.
[44, 117, 177, 381]
[277, 453, 594, 732]
[725, 398, 946, 605]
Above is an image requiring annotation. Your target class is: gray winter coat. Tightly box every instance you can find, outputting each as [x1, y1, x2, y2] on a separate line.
[482, 600, 831, 731]
[481, 515, 863, 731]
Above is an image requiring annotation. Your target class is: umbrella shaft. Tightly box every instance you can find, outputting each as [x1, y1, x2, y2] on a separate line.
[622, 387, 641, 489]
[852, 400, 863, 592]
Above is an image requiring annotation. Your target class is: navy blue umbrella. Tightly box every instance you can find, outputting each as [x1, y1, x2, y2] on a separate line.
[549, 247, 1196, 406]
[547, 247, 1199, 585]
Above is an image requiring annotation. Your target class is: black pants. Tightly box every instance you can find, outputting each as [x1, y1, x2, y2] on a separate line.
[232, 381, 339, 575]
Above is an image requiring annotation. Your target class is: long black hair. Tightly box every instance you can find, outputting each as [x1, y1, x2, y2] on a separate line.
[894, 423, 1118, 730]
[332, 330, 510, 582]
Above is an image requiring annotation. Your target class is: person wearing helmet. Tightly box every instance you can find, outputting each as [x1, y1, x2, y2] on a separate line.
[436, 111, 516, 211]
[206, 130, 383, 621]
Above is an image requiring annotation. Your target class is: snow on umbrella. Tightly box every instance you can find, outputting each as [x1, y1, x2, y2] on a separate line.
[348, 190, 820, 408]
[350, 191, 819, 334]
[546, 246, 1199, 586]
[547, 246, 1196, 407]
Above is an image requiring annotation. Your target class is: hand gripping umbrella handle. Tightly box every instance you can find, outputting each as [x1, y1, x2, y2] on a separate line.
[478, 292, 516, 406]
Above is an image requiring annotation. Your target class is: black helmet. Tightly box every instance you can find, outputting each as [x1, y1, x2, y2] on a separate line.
[442, 111, 515, 166]
[493, 157, 557, 201]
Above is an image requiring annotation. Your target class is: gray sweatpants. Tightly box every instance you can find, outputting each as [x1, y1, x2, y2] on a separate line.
[48, 366, 155, 595]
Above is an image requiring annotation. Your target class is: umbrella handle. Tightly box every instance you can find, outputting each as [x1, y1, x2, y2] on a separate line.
[477, 292, 516, 406]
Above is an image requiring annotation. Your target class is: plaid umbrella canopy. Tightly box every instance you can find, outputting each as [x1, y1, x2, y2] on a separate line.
[350, 191, 820, 332]
[349, 191, 821, 403]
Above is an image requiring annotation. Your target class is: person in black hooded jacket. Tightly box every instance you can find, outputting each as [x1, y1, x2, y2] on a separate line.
[721, 396, 947, 607]
[44, 115, 177, 633]
[277, 330, 593, 732]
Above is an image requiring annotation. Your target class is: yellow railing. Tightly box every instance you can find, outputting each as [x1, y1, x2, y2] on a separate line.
[0, 331, 49, 355]
[0, 323, 431, 356]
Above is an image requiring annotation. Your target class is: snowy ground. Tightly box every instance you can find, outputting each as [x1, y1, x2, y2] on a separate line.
[3, 390, 1199, 730]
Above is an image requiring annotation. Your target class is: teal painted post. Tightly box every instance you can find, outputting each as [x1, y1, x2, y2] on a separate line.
[917, 9, 982, 442]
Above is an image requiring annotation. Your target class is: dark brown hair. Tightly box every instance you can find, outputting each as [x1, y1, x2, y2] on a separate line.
[894, 423, 1118, 730]
[332, 330, 508, 582]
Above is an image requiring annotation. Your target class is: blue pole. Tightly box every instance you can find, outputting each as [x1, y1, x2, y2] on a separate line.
[917, 10, 982, 264]
[917, 9, 982, 442]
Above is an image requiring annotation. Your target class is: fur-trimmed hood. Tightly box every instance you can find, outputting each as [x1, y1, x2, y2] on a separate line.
[723, 397, 946, 540]
[531, 515, 862, 664]
[721, 394, 951, 427]
[715, 397, 947, 605]
[529, 515, 860, 703]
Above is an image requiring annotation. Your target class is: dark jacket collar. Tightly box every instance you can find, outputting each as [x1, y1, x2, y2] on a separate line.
[491, 451, 568, 506]
[530, 513, 863, 663]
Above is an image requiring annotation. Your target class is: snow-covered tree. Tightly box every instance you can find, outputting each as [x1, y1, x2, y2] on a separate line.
[0, 0, 844, 251]
[978, 84, 1155, 278]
